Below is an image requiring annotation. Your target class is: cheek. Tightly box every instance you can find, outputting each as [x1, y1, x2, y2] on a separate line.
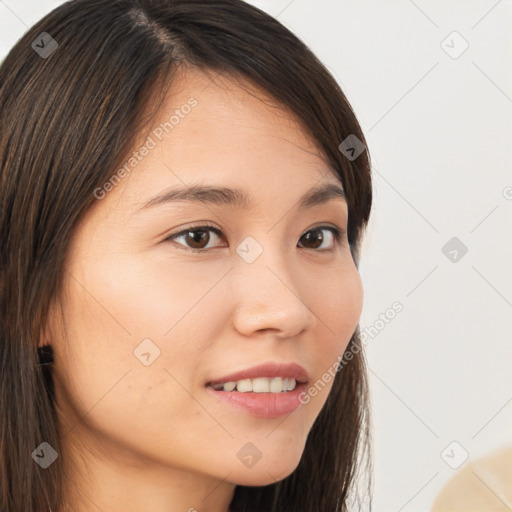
[52, 273, 204, 456]
[338, 266, 363, 339]
[51, 262, 154, 421]
[303, 261, 363, 403]
[316, 260, 363, 347]
[53, 251, 216, 418]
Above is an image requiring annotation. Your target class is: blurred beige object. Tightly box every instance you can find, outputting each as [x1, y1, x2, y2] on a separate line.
[431, 446, 512, 511]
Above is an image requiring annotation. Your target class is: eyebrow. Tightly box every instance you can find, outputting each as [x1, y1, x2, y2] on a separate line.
[135, 181, 346, 213]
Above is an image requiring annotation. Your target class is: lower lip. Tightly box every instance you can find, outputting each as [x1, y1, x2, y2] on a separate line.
[205, 382, 307, 418]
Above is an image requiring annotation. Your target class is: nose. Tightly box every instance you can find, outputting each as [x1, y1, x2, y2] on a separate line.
[230, 242, 317, 339]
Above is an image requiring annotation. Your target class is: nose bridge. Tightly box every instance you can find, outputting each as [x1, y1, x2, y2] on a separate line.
[235, 232, 294, 295]
[230, 233, 315, 336]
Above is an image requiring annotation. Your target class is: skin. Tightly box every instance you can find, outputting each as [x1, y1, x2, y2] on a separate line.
[43, 67, 364, 512]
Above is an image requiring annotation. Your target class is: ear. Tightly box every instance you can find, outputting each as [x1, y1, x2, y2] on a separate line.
[38, 297, 61, 348]
[38, 324, 52, 348]
[38, 338, 50, 349]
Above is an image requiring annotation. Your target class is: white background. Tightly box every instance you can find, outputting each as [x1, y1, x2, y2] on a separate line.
[1, 1, 511, 511]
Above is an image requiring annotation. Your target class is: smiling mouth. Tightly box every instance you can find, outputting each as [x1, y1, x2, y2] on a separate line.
[206, 376, 305, 393]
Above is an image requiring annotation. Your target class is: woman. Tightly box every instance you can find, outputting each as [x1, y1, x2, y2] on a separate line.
[0, 1, 373, 511]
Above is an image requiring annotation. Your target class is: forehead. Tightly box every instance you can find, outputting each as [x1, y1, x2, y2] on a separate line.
[99, 67, 341, 214]
[141, 66, 327, 165]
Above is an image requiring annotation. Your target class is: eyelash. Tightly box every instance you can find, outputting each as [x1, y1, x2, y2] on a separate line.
[164, 223, 346, 253]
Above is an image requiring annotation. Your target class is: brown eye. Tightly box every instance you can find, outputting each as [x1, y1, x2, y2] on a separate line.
[165, 224, 344, 252]
[166, 225, 225, 251]
[298, 227, 342, 251]
[183, 229, 210, 249]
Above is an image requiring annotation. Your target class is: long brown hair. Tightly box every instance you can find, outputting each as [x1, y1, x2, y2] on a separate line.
[0, 1, 373, 510]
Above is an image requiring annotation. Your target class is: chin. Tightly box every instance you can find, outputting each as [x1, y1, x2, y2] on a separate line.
[230, 457, 302, 487]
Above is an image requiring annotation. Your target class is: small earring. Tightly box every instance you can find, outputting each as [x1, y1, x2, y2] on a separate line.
[36, 344, 54, 366]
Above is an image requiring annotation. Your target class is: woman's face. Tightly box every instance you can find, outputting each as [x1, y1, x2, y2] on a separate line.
[49, 68, 363, 492]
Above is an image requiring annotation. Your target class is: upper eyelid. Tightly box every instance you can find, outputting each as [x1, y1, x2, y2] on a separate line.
[168, 223, 222, 238]
[166, 222, 344, 238]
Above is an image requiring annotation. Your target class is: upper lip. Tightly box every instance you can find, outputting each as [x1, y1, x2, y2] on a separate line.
[207, 362, 309, 386]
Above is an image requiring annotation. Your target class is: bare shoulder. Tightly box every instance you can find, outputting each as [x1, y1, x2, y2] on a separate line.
[431, 446, 512, 511]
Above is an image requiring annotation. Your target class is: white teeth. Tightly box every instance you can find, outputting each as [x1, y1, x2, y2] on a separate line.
[286, 378, 296, 391]
[236, 379, 253, 393]
[252, 377, 270, 392]
[269, 377, 283, 393]
[210, 377, 299, 393]
[223, 381, 236, 392]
